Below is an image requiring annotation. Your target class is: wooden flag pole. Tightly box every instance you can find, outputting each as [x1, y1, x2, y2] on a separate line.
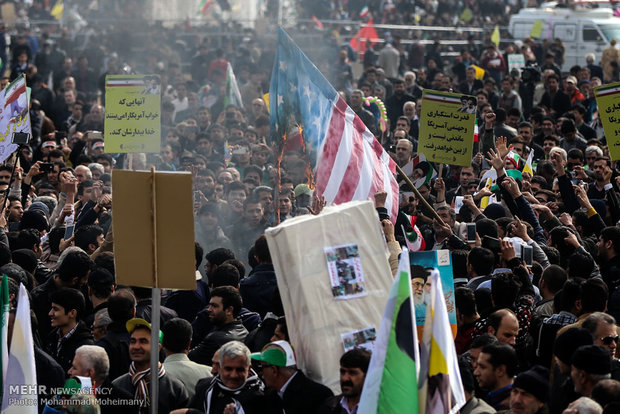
[395, 163, 446, 226]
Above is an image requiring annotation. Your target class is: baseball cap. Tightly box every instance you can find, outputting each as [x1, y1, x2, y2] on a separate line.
[294, 184, 313, 198]
[126, 317, 163, 344]
[251, 340, 296, 367]
[566, 76, 578, 85]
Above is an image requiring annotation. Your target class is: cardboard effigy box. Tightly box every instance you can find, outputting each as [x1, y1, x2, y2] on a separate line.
[265, 200, 393, 392]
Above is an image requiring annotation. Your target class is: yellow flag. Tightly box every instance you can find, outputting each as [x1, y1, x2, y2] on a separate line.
[530, 21, 543, 38]
[460, 8, 472, 22]
[471, 65, 485, 80]
[522, 149, 534, 176]
[50, 0, 63, 20]
[491, 25, 500, 47]
[263, 93, 270, 113]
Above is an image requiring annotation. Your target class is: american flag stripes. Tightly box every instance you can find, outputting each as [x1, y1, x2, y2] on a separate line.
[270, 28, 399, 221]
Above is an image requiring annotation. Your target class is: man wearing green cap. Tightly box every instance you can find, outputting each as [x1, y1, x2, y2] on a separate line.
[111, 317, 189, 413]
[252, 340, 333, 413]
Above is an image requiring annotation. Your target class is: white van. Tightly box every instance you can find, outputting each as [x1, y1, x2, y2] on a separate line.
[508, 4, 620, 72]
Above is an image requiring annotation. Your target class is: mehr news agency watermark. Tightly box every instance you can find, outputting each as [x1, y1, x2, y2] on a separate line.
[6, 385, 147, 407]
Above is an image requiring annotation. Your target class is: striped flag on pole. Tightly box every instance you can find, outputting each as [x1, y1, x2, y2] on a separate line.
[224, 63, 243, 108]
[1, 284, 37, 414]
[0, 276, 8, 398]
[418, 270, 466, 414]
[522, 149, 534, 176]
[358, 247, 419, 413]
[270, 28, 399, 221]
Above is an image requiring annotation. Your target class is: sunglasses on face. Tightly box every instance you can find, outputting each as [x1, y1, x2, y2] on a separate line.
[600, 335, 619, 345]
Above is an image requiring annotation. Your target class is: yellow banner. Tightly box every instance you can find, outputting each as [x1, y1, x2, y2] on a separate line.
[104, 75, 161, 153]
[530, 20, 543, 38]
[595, 82, 620, 161]
[418, 90, 476, 167]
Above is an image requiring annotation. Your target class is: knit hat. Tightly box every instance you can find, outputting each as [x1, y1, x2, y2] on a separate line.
[483, 203, 506, 220]
[572, 345, 611, 375]
[554, 327, 593, 365]
[28, 201, 50, 219]
[18, 210, 49, 233]
[513, 365, 550, 402]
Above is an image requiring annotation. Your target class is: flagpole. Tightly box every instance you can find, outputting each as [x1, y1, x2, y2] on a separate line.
[395, 163, 446, 225]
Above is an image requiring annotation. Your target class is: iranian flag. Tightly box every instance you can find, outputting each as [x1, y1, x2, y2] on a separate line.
[0, 275, 8, 395]
[506, 150, 522, 169]
[401, 216, 426, 252]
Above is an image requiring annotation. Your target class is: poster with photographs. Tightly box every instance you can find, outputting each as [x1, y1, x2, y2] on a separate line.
[341, 327, 377, 353]
[325, 244, 367, 300]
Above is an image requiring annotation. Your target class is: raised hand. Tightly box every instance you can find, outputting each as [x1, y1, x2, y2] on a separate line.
[485, 148, 504, 171]
[495, 136, 510, 159]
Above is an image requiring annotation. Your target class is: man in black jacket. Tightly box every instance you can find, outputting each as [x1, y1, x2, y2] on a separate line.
[598, 227, 620, 322]
[240, 235, 277, 318]
[318, 348, 371, 414]
[31, 249, 93, 340]
[252, 340, 334, 414]
[189, 340, 266, 413]
[112, 317, 189, 413]
[43, 287, 94, 372]
[189, 286, 248, 365]
[96, 288, 136, 381]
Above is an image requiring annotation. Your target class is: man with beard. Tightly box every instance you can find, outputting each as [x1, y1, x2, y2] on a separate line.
[385, 79, 415, 130]
[596, 227, 620, 322]
[587, 157, 613, 200]
[188, 286, 248, 365]
[318, 348, 371, 413]
[195, 170, 217, 201]
[540, 73, 571, 117]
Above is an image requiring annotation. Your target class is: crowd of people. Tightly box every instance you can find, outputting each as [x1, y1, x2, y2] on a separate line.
[0, 0, 619, 413]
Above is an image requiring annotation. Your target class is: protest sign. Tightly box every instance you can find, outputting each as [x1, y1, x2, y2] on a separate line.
[112, 169, 195, 290]
[0, 75, 32, 163]
[104, 75, 161, 153]
[418, 90, 476, 167]
[410, 249, 457, 337]
[265, 200, 392, 392]
[594, 82, 620, 161]
[530, 20, 543, 38]
[508, 54, 525, 73]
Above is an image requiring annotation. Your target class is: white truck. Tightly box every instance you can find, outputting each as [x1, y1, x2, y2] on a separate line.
[508, 3, 620, 71]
